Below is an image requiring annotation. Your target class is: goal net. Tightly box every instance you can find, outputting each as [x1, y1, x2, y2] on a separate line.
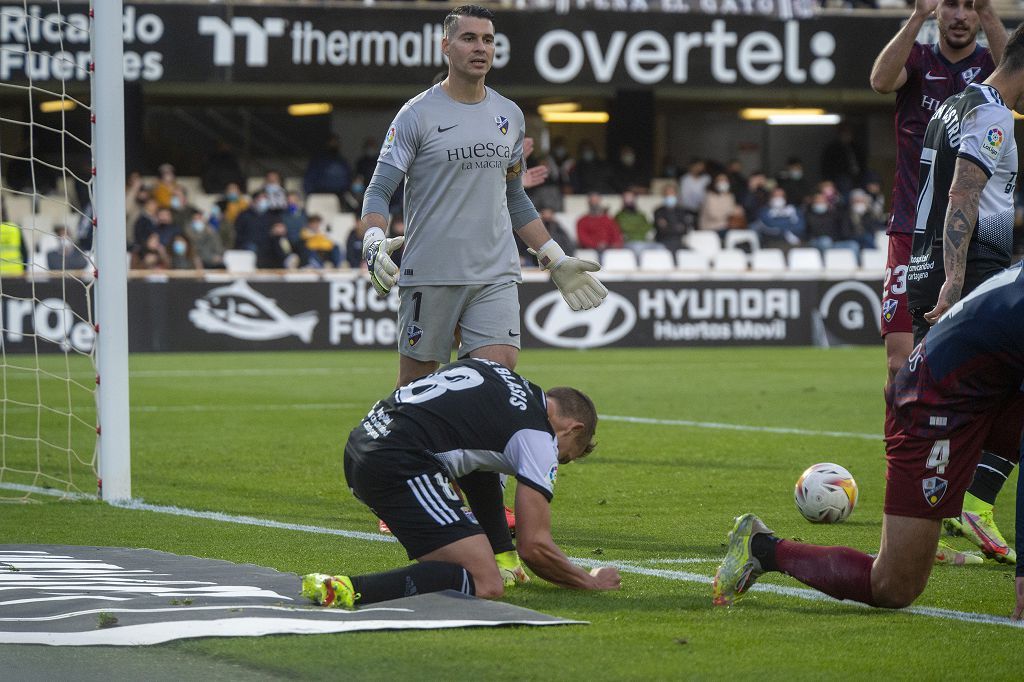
[0, 0, 130, 502]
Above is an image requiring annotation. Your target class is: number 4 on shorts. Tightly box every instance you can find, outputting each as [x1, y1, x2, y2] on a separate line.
[926, 439, 950, 474]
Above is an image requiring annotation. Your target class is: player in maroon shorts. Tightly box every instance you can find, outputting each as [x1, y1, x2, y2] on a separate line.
[713, 264, 1024, 610]
[870, 0, 1005, 385]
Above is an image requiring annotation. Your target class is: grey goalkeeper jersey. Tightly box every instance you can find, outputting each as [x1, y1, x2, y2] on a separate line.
[377, 84, 526, 285]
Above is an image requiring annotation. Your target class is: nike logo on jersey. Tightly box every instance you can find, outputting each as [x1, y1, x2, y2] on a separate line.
[508, 330, 520, 337]
[437, 124, 458, 133]
[924, 72, 947, 81]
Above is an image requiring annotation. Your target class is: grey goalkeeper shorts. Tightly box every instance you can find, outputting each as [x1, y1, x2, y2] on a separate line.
[397, 282, 521, 363]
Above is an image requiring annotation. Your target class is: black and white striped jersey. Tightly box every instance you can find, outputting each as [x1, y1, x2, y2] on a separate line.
[908, 82, 1017, 311]
[350, 358, 559, 501]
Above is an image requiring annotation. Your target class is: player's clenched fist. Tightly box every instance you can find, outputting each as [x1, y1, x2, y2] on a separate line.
[589, 566, 622, 590]
[362, 227, 404, 297]
[531, 239, 609, 311]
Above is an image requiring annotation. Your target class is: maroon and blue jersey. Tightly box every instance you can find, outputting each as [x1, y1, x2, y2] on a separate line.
[888, 42, 994, 235]
[888, 262, 1024, 436]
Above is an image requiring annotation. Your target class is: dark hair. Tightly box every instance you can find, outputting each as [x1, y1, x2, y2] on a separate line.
[546, 387, 598, 456]
[443, 5, 495, 40]
[999, 23, 1024, 72]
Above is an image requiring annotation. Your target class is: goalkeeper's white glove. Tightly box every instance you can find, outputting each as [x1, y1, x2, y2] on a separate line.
[530, 239, 608, 311]
[362, 227, 404, 297]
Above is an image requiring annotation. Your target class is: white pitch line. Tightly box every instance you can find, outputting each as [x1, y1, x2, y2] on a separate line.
[3, 482, 1020, 630]
[1, 404, 880, 440]
[600, 414, 881, 441]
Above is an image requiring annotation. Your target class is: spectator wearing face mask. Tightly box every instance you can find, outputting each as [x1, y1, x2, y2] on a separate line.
[741, 171, 771, 224]
[653, 183, 694, 251]
[168, 187, 198, 232]
[234, 190, 276, 254]
[752, 187, 805, 249]
[698, 173, 739, 239]
[262, 170, 289, 211]
[341, 174, 368, 214]
[612, 145, 649, 193]
[153, 207, 182, 247]
[169, 232, 202, 270]
[804, 191, 850, 253]
[576, 192, 624, 251]
[777, 157, 811, 207]
[571, 140, 615, 194]
[152, 163, 182, 210]
[187, 210, 225, 269]
[679, 159, 711, 218]
[614, 189, 654, 254]
[844, 189, 882, 253]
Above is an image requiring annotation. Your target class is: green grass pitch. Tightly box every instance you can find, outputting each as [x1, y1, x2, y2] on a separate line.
[1, 347, 1020, 678]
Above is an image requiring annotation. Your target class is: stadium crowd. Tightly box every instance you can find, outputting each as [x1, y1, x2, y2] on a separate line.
[3, 128, 1021, 276]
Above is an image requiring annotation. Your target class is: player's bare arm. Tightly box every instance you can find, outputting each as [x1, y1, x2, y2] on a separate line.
[870, 0, 937, 93]
[514, 484, 621, 590]
[1013, 576, 1024, 619]
[975, 0, 1008, 64]
[925, 157, 986, 323]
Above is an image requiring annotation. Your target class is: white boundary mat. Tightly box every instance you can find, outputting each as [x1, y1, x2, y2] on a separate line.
[0, 545, 583, 646]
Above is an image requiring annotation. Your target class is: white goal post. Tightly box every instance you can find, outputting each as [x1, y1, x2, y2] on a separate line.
[0, 0, 130, 503]
[93, 0, 131, 501]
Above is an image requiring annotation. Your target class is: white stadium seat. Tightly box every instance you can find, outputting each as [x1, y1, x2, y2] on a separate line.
[223, 249, 257, 273]
[601, 248, 638, 271]
[638, 249, 675, 271]
[712, 249, 748, 271]
[823, 248, 859, 271]
[675, 249, 709, 271]
[788, 247, 824, 272]
[750, 248, 786, 272]
[860, 248, 886, 271]
[306, 193, 341, 218]
[684, 231, 722, 256]
[724, 229, 760, 253]
[328, 213, 357, 245]
[635, 195, 661, 220]
[562, 194, 589, 219]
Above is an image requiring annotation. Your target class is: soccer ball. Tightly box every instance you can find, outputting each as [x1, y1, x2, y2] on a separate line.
[794, 463, 858, 523]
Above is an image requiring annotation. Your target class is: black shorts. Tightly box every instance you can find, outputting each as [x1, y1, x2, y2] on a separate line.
[344, 437, 482, 560]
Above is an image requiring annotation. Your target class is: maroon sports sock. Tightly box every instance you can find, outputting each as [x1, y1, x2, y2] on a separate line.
[774, 540, 876, 605]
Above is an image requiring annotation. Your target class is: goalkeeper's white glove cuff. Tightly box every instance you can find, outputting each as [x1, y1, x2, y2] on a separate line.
[534, 239, 567, 271]
[362, 227, 386, 259]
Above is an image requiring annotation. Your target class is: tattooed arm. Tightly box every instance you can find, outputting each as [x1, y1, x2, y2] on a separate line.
[924, 158, 988, 324]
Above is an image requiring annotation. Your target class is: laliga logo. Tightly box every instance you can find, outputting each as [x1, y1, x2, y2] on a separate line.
[818, 281, 880, 333]
[525, 291, 635, 349]
[190, 280, 318, 342]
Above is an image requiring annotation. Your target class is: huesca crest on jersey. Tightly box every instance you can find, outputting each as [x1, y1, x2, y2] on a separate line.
[494, 116, 509, 135]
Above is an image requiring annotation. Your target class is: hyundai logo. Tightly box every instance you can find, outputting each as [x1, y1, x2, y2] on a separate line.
[524, 291, 636, 349]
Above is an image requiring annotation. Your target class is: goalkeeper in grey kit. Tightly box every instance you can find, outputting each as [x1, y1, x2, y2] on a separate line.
[360, 4, 607, 390]
[358, 4, 607, 598]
